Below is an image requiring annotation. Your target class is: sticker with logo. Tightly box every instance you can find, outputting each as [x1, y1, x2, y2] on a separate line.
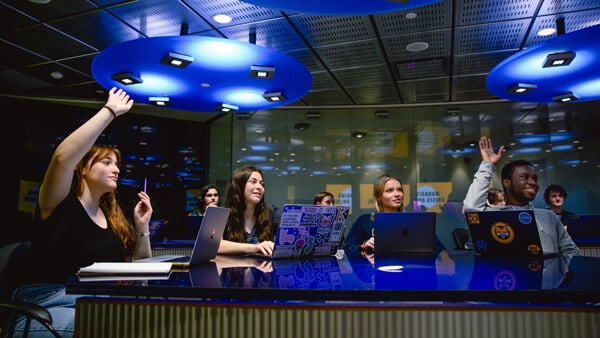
[527, 244, 542, 256]
[493, 270, 516, 290]
[490, 221, 514, 244]
[466, 212, 480, 225]
[518, 211, 533, 224]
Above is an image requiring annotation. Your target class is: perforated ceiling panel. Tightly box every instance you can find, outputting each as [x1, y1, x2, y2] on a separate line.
[1, 0, 598, 116]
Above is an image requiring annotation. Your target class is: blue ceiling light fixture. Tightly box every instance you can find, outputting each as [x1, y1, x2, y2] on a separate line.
[92, 36, 312, 112]
[240, 0, 442, 16]
[486, 24, 600, 103]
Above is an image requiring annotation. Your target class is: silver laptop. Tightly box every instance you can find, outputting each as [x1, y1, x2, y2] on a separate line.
[136, 206, 230, 267]
[250, 204, 350, 260]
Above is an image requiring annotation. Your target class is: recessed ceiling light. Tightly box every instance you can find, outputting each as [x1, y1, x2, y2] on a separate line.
[213, 14, 232, 24]
[50, 71, 63, 80]
[543, 51, 576, 68]
[406, 42, 429, 52]
[537, 27, 556, 36]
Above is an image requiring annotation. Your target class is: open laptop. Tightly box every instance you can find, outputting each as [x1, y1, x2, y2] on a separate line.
[184, 215, 204, 239]
[136, 206, 230, 267]
[464, 209, 543, 257]
[251, 204, 350, 259]
[374, 212, 437, 254]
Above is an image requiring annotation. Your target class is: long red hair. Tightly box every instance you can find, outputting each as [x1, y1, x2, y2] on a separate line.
[73, 145, 136, 257]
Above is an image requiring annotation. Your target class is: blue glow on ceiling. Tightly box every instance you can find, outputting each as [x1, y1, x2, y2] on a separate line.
[552, 144, 573, 152]
[515, 134, 548, 145]
[242, 0, 442, 15]
[486, 24, 600, 103]
[513, 147, 543, 154]
[92, 36, 312, 112]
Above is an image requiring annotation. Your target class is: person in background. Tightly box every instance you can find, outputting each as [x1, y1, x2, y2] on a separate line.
[544, 184, 576, 230]
[218, 165, 276, 255]
[313, 191, 335, 206]
[10, 87, 153, 337]
[486, 187, 506, 207]
[342, 174, 404, 254]
[462, 136, 580, 256]
[189, 184, 220, 216]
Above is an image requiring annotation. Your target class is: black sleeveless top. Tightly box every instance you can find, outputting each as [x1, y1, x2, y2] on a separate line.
[23, 195, 126, 285]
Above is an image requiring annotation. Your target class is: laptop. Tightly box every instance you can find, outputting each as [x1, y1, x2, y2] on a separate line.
[184, 215, 204, 238]
[251, 204, 350, 259]
[136, 206, 230, 267]
[464, 209, 543, 257]
[374, 212, 437, 254]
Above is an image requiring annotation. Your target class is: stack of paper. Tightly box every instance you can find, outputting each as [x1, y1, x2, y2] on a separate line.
[77, 262, 172, 281]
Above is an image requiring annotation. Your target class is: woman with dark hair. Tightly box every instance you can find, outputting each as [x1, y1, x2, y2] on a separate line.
[486, 187, 505, 207]
[313, 191, 335, 206]
[218, 165, 275, 255]
[189, 184, 220, 216]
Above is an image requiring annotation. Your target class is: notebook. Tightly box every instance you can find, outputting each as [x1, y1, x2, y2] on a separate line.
[136, 206, 230, 267]
[374, 212, 437, 254]
[464, 209, 543, 257]
[250, 204, 350, 260]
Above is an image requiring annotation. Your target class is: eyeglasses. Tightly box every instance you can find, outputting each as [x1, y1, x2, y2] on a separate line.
[247, 177, 265, 186]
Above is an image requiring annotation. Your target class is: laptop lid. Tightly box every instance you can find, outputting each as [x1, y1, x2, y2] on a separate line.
[139, 206, 230, 267]
[254, 204, 350, 259]
[464, 209, 543, 257]
[184, 215, 204, 239]
[374, 212, 437, 254]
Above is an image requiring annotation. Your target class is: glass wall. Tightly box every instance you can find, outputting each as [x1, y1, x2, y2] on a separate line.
[223, 100, 600, 248]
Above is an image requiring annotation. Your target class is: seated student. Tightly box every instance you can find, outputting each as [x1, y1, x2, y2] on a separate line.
[218, 165, 276, 256]
[9, 88, 153, 337]
[343, 175, 445, 256]
[544, 184, 576, 230]
[462, 136, 580, 256]
[342, 174, 404, 254]
[314, 191, 335, 206]
[486, 187, 505, 207]
[189, 184, 220, 216]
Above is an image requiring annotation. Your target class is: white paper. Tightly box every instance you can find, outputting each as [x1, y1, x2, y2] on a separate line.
[77, 262, 172, 276]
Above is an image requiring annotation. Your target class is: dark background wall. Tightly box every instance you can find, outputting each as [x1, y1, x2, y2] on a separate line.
[2, 97, 209, 245]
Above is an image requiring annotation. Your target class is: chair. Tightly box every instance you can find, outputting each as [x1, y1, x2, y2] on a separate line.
[0, 242, 61, 338]
[452, 228, 471, 250]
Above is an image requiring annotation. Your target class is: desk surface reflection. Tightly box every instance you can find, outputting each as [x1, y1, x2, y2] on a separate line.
[66, 250, 600, 304]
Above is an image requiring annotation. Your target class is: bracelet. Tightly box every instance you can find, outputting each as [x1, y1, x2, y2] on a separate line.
[102, 105, 117, 119]
[137, 232, 150, 238]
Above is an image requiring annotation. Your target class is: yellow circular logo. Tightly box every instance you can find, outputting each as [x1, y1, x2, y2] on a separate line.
[490, 221, 514, 244]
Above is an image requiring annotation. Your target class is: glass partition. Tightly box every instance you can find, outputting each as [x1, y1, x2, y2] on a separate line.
[220, 100, 600, 248]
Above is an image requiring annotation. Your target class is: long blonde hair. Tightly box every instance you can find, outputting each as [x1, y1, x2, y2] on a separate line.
[73, 145, 136, 256]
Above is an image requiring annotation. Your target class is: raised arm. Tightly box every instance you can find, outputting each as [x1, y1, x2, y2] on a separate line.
[462, 137, 504, 212]
[37, 87, 134, 219]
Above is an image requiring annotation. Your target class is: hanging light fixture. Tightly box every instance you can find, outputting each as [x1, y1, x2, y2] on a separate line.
[92, 36, 312, 112]
[486, 24, 600, 103]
